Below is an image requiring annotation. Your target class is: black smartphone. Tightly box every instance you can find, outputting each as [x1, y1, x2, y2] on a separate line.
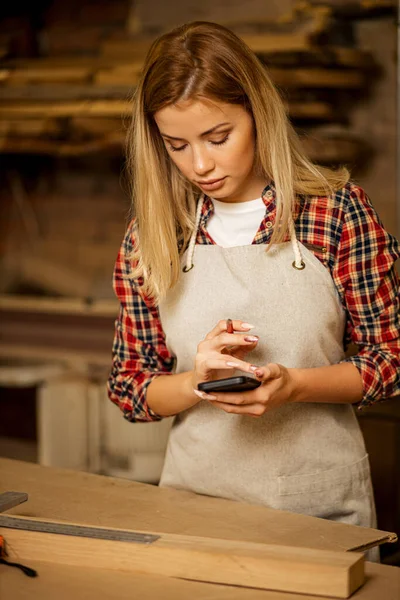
[198, 376, 261, 394]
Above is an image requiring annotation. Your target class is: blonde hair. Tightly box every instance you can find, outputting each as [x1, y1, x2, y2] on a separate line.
[126, 21, 349, 301]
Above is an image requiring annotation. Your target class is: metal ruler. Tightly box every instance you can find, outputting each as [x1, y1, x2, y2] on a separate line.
[0, 492, 28, 513]
[0, 491, 159, 545]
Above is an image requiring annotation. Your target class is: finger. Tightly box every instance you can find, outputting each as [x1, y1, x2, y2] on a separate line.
[209, 390, 258, 406]
[209, 401, 266, 417]
[193, 389, 217, 401]
[205, 319, 255, 340]
[223, 356, 263, 376]
[267, 363, 282, 378]
[227, 340, 258, 358]
[255, 363, 281, 381]
[198, 357, 262, 376]
[198, 358, 239, 371]
[212, 332, 259, 351]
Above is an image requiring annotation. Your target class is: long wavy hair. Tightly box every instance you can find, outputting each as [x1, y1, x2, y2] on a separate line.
[126, 21, 349, 301]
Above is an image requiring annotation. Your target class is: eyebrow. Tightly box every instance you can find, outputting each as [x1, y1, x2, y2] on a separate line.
[160, 122, 231, 141]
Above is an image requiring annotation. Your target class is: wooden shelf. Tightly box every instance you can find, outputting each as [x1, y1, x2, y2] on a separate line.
[0, 294, 118, 316]
[0, 3, 376, 160]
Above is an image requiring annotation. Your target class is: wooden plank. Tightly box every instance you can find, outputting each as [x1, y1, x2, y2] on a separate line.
[94, 65, 365, 89]
[0, 64, 141, 87]
[94, 68, 141, 86]
[0, 100, 334, 121]
[71, 117, 123, 135]
[259, 47, 374, 69]
[0, 294, 118, 316]
[286, 101, 335, 120]
[0, 84, 133, 100]
[0, 56, 132, 72]
[239, 33, 318, 54]
[0, 459, 396, 554]
[269, 67, 365, 88]
[0, 100, 130, 118]
[0, 47, 373, 94]
[0, 65, 364, 90]
[1, 66, 92, 84]
[1, 515, 365, 597]
[0, 134, 125, 156]
[222, 4, 330, 33]
[100, 33, 312, 58]
[317, 46, 374, 68]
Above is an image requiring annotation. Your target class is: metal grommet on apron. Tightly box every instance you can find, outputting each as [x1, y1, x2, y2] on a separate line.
[292, 260, 305, 270]
[161, 194, 378, 560]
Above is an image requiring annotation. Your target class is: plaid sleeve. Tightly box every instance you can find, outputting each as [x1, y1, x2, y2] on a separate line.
[107, 219, 175, 422]
[333, 184, 400, 408]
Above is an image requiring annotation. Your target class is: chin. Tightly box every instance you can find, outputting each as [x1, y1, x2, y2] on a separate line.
[210, 184, 234, 198]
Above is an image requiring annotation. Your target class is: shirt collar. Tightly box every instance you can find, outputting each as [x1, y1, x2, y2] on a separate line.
[199, 180, 276, 229]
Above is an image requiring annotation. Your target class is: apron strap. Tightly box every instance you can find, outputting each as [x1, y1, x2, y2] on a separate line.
[290, 221, 306, 270]
[183, 195, 204, 272]
[183, 194, 305, 272]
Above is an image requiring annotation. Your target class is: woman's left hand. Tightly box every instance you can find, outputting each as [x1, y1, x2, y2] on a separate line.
[208, 363, 297, 417]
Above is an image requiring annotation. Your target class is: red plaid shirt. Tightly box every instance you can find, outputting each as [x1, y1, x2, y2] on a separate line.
[108, 182, 400, 421]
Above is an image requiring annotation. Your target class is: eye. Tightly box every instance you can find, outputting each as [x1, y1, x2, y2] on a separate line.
[210, 135, 230, 146]
[169, 144, 187, 152]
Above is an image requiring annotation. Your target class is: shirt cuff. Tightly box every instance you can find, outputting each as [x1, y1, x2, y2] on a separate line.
[342, 355, 382, 410]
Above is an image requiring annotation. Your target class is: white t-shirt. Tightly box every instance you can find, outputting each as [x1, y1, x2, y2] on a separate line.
[207, 197, 266, 247]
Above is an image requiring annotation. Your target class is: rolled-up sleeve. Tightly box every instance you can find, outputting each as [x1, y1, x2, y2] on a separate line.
[334, 185, 400, 408]
[107, 220, 175, 422]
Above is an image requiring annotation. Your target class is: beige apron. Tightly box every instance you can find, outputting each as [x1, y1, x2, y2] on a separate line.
[158, 198, 378, 558]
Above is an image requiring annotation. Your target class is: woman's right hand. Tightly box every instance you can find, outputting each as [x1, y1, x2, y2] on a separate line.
[192, 319, 260, 398]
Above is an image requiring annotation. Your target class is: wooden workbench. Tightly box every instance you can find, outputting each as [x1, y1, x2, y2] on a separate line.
[0, 458, 399, 599]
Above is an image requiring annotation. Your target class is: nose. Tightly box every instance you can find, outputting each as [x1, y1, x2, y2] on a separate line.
[192, 145, 214, 176]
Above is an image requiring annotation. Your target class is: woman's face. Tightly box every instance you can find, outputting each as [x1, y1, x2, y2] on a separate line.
[153, 98, 267, 203]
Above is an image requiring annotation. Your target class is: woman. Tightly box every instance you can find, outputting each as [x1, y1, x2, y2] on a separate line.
[108, 21, 400, 554]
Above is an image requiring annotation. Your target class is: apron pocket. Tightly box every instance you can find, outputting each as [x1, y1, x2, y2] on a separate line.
[277, 454, 373, 520]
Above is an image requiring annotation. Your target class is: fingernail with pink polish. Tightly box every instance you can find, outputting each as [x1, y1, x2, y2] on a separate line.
[241, 322, 255, 330]
[249, 365, 260, 372]
[244, 336, 259, 342]
[193, 389, 217, 401]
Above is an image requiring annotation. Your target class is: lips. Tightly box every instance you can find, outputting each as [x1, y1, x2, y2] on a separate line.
[197, 177, 225, 185]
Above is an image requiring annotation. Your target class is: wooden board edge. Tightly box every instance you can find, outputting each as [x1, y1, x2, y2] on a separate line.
[0, 523, 365, 598]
